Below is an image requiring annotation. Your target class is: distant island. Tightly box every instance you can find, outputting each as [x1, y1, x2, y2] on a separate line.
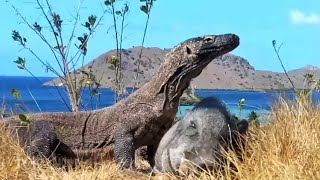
[44, 46, 320, 91]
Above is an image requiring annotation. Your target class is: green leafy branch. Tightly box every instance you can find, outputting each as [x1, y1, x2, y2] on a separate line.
[9, 0, 107, 112]
[132, 0, 156, 91]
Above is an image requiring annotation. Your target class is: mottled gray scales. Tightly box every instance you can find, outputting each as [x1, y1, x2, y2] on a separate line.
[6, 119, 76, 164]
[153, 96, 249, 174]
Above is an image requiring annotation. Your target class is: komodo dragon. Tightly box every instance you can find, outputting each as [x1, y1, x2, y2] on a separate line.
[2, 33, 240, 169]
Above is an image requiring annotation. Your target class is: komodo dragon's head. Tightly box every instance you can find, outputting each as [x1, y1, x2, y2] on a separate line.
[154, 34, 240, 98]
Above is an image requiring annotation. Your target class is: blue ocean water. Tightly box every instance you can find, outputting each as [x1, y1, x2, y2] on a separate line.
[1, 76, 319, 124]
[0, 76, 116, 112]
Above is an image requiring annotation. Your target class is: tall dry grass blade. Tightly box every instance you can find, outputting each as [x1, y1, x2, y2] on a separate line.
[1, 94, 320, 179]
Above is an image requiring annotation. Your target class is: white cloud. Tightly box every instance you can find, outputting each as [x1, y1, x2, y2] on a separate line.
[290, 9, 320, 24]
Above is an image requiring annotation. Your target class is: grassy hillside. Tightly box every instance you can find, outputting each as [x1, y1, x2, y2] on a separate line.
[1, 95, 320, 179]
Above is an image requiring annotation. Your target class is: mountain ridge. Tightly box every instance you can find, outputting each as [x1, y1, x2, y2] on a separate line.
[43, 46, 320, 91]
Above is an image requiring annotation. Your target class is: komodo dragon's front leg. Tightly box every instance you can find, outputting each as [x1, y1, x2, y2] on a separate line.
[114, 123, 135, 169]
[146, 143, 159, 167]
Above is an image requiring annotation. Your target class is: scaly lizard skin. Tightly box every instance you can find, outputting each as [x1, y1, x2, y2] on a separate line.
[5, 119, 77, 166]
[2, 33, 240, 169]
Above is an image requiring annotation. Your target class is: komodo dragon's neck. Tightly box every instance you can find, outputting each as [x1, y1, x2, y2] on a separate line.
[124, 34, 240, 114]
[147, 62, 196, 111]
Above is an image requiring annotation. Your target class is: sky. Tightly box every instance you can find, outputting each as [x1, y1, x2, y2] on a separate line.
[1, 0, 320, 77]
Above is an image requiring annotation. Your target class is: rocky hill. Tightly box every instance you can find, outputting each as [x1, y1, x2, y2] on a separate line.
[44, 46, 320, 91]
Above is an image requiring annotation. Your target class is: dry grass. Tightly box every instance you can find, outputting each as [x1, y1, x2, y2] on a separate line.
[1, 95, 320, 179]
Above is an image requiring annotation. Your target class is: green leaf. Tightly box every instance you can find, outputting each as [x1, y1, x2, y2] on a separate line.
[116, 11, 122, 16]
[52, 12, 62, 32]
[33, 22, 42, 32]
[11, 30, 21, 42]
[14, 57, 24, 64]
[238, 98, 245, 110]
[84, 22, 90, 28]
[77, 36, 84, 42]
[88, 15, 97, 26]
[124, 4, 129, 13]
[54, 45, 66, 50]
[104, 0, 115, 6]
[11, 30, 27, 47]
[140, 5, 149, 14]
[14, 57, 26, 70]
[79, 78, 86, 85]
[19, 114, 31, 125]
[91, 89, 101, 96]
[80, 70, 89, 76]
[107, 55, 118, 66]
[11, 88, 20, 99]
[95, 81, 101, 87]
[86, 80, 92, 85]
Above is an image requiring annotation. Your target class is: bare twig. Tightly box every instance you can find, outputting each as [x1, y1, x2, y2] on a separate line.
[272, 40, 296, 90]
[65, 0, 84, 58]
[117, 2, 129, 101]
[27, 87, 42, 112]
[37, 0, 67, 73]
[69, 10, 107, 64]
[39, 0, 79, 111]
[132, 0, 154, 92]
[109, 2, 121, 103]
[10, 0, 106, 112]
[11, 4, 65, 75]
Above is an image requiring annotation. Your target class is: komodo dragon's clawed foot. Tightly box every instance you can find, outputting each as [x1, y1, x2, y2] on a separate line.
[114, 123, 135, 169]
[135, 144, 157, 168]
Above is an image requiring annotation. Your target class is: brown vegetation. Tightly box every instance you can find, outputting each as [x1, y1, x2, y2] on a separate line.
[1, 94, 320, 179]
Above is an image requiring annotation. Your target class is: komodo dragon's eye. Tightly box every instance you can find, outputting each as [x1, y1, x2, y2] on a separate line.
[204, 37, 212, 42]
[204, 35, 216, 42]
[190, 121, 197, 128]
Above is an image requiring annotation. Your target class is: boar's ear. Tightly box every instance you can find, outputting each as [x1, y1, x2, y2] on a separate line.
[237, 120, 249, 135]
[232, 114, 239, 121]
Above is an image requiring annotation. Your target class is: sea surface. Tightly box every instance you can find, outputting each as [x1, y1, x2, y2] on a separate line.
[1, 76, 320, 125]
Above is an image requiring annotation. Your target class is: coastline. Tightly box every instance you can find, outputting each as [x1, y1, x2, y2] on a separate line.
[41, 81, 297, 93]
